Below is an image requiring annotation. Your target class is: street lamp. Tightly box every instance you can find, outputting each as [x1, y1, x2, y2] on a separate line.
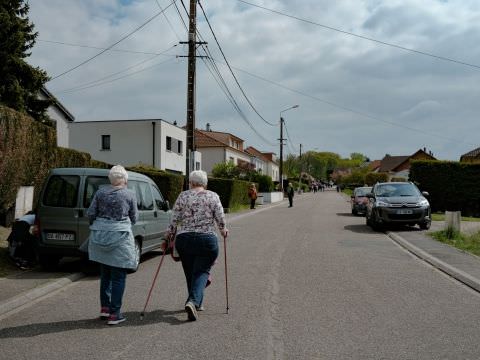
[279, 105, 299, 192]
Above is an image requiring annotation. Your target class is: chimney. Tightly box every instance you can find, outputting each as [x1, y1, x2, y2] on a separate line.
[423, 147, 426, 152]
[206, 123, 211, 132]
[173, 121, 177, 126]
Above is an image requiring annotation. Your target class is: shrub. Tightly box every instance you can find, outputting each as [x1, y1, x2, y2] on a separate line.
[364, 172, 388, 186]
[211, 162, 240, 179]
[128, 165, 184, 206]
[207, 177, 250, 210]
[251, 173, 274, 192]
[410, 160, 480, 216]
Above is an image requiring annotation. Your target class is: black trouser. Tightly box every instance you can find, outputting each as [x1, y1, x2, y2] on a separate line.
[250, 199, 256, 209]
[288, 196, 293, 207]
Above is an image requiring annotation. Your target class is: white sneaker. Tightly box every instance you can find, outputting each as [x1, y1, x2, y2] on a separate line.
[185, 302, 198, 321]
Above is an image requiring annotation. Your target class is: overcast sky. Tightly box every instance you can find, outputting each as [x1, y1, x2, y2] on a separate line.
[27, 0, 480, 161]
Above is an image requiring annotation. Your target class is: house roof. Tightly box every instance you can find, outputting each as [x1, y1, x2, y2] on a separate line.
[460, 147, 480, 159]
[368, 160, 381, 171]
[378, 156, 410, 172]
[245, 146, 269, 162]
[198, 129, 244, 144]
[40, 87, 75, 122]
[195, 129, 227, 147]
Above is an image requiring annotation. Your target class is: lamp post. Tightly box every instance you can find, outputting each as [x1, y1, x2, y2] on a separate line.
[279, 105, 299, 192]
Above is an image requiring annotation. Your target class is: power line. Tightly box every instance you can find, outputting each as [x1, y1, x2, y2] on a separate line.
[49, 0, 177, 81]
[210, 57, 476, 147]
[198, 0, 277, 127]
[283, 121, 298, 153]
[57, 45, 177, 93]
[237, 0, 480, 71]
[60, 57, 176, 94]
[154, 0, 182, 41]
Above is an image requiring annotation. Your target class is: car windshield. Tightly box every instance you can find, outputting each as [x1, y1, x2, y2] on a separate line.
[355, 187, 372, 196]
[375, 183, 420, 197]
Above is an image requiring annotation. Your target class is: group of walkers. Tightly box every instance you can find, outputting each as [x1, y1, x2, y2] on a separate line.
[87, 165, 227, 325]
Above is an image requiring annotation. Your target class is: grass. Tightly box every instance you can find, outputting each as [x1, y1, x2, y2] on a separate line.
[431, 213, 480, 222]
[342, 189, 353, 197]
[227, 203, 252, 213]
[431, 229, 480, 256]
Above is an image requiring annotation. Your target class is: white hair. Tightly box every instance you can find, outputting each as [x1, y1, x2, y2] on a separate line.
[109, 165, 128, 185]
[189, 170, 208, 187]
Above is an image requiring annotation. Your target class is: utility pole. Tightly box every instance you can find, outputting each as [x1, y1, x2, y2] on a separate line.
[279, 117, 285, 192]
[181, 0, 206, 185]
[299, 143, 302, 159]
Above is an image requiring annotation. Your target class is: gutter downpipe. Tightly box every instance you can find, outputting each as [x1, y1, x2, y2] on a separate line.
[152, 121, 156, 167]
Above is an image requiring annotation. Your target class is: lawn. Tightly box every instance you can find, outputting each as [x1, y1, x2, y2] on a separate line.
[430, 229, 480, 257]
[431, 213, 480, 222]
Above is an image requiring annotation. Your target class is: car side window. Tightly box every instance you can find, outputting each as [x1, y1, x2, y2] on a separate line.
[137, 181, 154, 211]
[151, 185, 164, 210]
[84, 176, 110, 208]
[43, 175, 80, 208]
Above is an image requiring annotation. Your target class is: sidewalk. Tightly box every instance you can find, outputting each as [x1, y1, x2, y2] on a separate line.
[388, 220, 480, 292]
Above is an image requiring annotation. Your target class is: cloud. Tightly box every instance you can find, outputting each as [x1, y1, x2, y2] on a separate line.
[26, 0, 480, 160]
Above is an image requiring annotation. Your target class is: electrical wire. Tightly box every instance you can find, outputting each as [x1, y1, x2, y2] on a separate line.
[198, 0, 276, 127]
[237, 0, 480, 71]
[57, 44, 177, 93]
[283, 121, 298, 154]
[154, 0, 182, 41]
[210, 57, 476, 147]
[49, 0, 177, 81]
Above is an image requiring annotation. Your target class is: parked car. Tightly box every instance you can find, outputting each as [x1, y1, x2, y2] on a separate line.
[365, 182, 431, 231]
[351, 186, 372, 215]
[34, 168, 171, 270]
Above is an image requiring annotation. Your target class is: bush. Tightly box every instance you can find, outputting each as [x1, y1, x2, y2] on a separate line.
[207, 177, 250, 210]
[364, 172, 388, 186]
[251, 173, 274, 192]
[410, 160, 480, 216]
[211, 162, 240, 179]
[128, 165, 184, 206]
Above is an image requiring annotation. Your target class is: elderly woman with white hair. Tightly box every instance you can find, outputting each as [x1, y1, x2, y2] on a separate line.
[167, 170, 228, 321]
[87, 165, 138, 325]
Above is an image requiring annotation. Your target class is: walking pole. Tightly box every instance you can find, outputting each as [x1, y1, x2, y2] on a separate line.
[223, 232, 229, 314]
[140, 242, 168, 320]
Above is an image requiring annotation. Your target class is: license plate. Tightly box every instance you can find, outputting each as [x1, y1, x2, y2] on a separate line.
[397, 209, 413, 215]
[46, 232, 75, 241]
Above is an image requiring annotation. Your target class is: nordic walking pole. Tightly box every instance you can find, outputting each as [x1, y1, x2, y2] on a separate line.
[140, 242, 167, 320]
[223, 232, 229, 314]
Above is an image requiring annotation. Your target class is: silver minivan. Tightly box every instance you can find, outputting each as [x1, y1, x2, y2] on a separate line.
[35, 168, 171, 269]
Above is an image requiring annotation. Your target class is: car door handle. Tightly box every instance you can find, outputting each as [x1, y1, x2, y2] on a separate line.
[154, 211, 158, 217]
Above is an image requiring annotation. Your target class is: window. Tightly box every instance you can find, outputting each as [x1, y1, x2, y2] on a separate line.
[101, 135, 110, 150]
[195, 161, 200, 170]
[177, 140, 183, 154]
[151, 185, 164, 210]
[43, 175, 80, 208]
[229, 157, 234, 163]
[137, 181, 154, 210]
[84, 176, 109, 208]
[166, 136, 172, 151]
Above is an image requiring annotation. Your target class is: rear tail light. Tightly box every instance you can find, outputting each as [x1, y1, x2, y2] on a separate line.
[32, 217, 41, 237]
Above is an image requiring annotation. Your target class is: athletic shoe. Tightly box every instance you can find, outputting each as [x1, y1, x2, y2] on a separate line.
[100, 307, 110, 319]
[107, 314, 126, 325]
[185, 301, 198, 321]
[196, 305, 205, 311]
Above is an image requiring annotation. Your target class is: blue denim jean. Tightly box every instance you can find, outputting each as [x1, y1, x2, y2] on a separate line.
[175, 232, 219, 307]
[100, 264, 127, 316]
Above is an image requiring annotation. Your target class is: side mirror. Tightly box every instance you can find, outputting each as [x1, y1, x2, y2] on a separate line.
[162, 200, 170, 211]
[422, 191, 429, 197]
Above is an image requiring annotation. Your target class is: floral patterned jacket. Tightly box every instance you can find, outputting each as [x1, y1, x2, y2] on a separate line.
[168, 189, 226, 235]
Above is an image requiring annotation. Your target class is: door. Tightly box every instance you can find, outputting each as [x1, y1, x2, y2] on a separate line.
[151, 184, 171, 239]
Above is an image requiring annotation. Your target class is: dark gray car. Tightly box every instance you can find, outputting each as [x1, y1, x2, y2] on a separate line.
[34, 168, 171, 270]
[365, 182, 431, 231]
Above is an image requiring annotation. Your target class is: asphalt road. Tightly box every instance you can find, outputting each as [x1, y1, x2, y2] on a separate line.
[1, 191, 480, 360]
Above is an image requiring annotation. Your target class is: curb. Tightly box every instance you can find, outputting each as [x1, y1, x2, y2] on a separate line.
[0, 272, 85, 317]
[387, 231, 480, 292]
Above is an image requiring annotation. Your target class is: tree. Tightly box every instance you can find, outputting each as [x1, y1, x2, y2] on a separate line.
[0, 0, 51, 123]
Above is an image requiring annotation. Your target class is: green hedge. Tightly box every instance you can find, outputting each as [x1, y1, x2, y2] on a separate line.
[364, 172, 389, 186]
[410, 160, 480, 216]
[207, 177, 251, 210]
[127, 166, 184, 206]
[0, 106, 110, 220]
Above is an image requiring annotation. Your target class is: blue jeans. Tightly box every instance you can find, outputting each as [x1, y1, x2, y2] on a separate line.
[175, 232, 219, 307]
[100, 264, 127, 316]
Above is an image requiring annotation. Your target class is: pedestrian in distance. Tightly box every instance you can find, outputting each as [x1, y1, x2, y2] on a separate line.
[87, 165, 138, 325]
[166, 170, 228, 321]
[248, 183, 258, 209]
[287, 182, 295, 207]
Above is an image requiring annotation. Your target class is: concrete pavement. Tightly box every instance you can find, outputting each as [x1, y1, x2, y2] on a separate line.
[2, 193, 480, 320]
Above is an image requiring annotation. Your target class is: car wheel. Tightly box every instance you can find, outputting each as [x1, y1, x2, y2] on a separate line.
[352, 208, 358, 215]
[38, 254, 60, 271]
[127, 239, 142, 274]
[371, 212, 383, 232]
[419, 221, 431, 230]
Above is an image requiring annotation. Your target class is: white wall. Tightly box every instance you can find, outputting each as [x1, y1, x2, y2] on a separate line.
[266, 162, 279, 182]
[199, 148, 225, 174]
[38, 91, 71, 147]
[70, 120, 186, 174]
[225, 148, 251, 166]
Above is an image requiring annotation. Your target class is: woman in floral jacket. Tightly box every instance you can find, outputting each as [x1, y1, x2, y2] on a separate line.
[166, 170, 228, 321]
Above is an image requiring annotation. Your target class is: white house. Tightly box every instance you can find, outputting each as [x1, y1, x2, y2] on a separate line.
[70, 119, 187, 174]
[195, 129, 251, 174]
[245, 146, 268, 174]
[39, 87, 75, 147]
[261, 152, 280, 183]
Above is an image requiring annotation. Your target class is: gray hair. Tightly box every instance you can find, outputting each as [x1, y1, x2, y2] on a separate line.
[109, 165, 128, 185]
[189, 170, 208, 187]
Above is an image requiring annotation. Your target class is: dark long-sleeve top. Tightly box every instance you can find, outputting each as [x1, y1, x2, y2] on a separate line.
[87, 185, 138, 224]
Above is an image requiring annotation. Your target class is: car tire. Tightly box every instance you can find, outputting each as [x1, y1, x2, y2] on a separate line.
[371, 212, 383, 232]
[38, 254, 60, 271]
[352, 208, 357, 215]
[133, 238, 142, 271]
[419, 221, 431, 230]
